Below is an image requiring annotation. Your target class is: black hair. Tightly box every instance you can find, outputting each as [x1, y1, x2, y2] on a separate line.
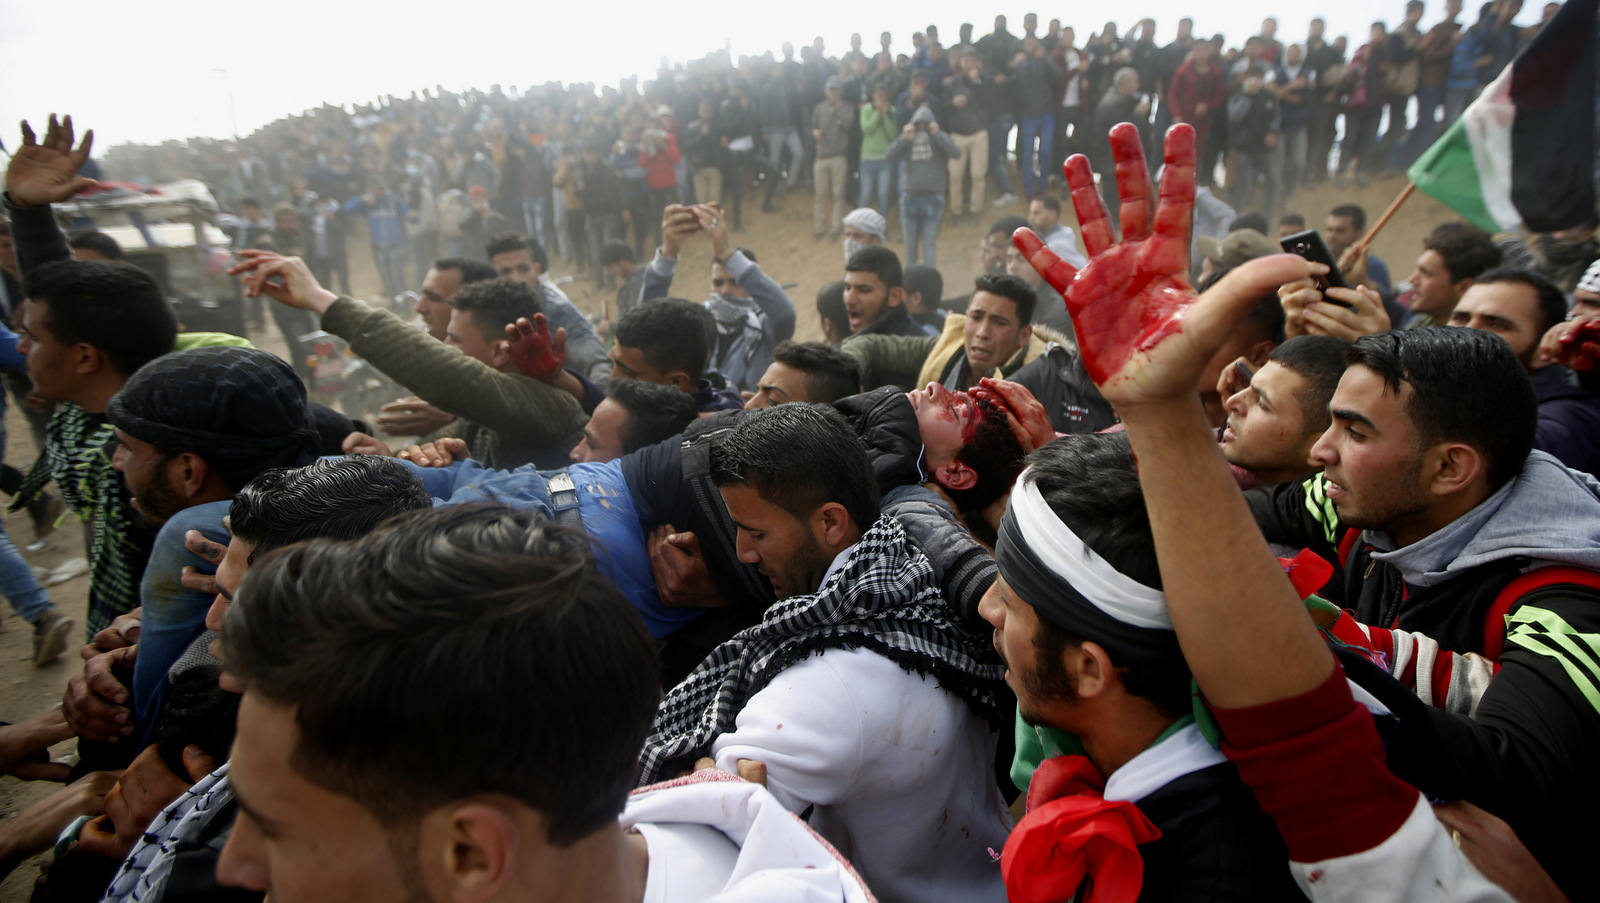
[816, 281, 851, 341]
[1472, 266, 1569, 337]
[1329, 204, 1367, 232]
[973, 273, 1038, 326]
[0, 222, 14, 238]
[945, 391, 1028, 516]
[484, 232, 550, 272]
[845, 244, 903, 291]
[239, 196, 262, 209]
[1267, 335, 1351, 434]
[605, 379, 699, 452]
[1346, 326, 1536, 489]
[432, 257, 499, 285]
[771, 340, 862, 403]
[1025, 434, 1191, 716]
[223, 504, 660, 846]
[613, 298, 709, 382]
[1201, 266, 1285, 343]
[1280, 212, 1306, 230]
[1424, 226, 1502, 283]
[1033, 194, 1061, 215]
[448, 277, 543, 339]
[710, 403, 880, 534]
[1230, 212, 1270, 234]
[599, 240, 637, 267]
[68, 230, 124, 261]
[229, 456, 433, 563]
[21, 259, 177, 376]
[988, 214, 1030, 238]
[905, 264, 943, 308]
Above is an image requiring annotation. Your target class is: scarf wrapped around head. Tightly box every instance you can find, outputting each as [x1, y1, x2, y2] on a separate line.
[637, 514, 1005, 784]
[107, 347, 323, 491]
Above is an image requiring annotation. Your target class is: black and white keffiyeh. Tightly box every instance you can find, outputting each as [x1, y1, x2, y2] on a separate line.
[638, 514, 1006, 784]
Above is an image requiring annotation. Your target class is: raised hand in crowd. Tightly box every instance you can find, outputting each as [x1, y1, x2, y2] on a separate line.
[692, 202, 733, 260]
[6, 114, 97, 208]
[228, 249, 338, 315]
[0, 708, 74, 782]
[659, 203, 703, 259]
[506, 313, 568, 381]
[1278, 278, 1390, 341]
[396, 436, 470, 468]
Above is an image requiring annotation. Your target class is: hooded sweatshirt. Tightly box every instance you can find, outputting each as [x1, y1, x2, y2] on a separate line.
[884, 108, 961, 195]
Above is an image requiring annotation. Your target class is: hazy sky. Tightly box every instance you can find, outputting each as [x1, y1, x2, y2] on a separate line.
[0, 0, 1544, 152]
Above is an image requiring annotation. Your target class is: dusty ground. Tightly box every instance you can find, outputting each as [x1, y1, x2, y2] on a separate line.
[0, 166, 1452, 898]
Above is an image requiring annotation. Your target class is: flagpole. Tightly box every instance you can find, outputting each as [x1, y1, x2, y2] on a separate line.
[1353, 181, 1417, 255]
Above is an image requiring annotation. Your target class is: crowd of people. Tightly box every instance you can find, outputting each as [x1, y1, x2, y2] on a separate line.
[0, 1, 1593, 901]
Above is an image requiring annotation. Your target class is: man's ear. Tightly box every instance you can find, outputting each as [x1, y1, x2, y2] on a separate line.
[1424, 441, 1487, 499]
[488, 339, 512, 371]
[1452, 276, 1476, 300]
[1073, 641, 1116, 700]
[172, 452, 215, 500]
[1245, 339, 1276, 368]
[668, 370, 695, 395]
[934, 460, 979, 492]
[889, 286, 906, 309]
[71, 342, 107, 377]
[812, 501, 856, 548]
[421, 801, 523, 903]
[1018, 324, 1034, 348]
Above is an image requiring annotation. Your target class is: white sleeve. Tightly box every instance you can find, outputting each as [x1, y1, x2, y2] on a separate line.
[1290, 796, 1515, 903]
[710, 651, 871, 814]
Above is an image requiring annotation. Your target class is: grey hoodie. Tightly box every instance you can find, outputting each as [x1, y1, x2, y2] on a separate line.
[1367, 450, 1600, 589]
[885, 108, 961, 195]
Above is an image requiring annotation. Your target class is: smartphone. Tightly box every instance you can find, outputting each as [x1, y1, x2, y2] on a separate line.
[1280, 230, 1355, 309]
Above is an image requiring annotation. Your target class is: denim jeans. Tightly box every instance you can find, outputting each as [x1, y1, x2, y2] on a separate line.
[373, 243, 408, 298]
[1230, 146, 1283, 219]
[768, 126, 804, 187]
[0, 521, 49, 624]
[1444, 86, 1479, 129]
[1403, 85, 1444, 167]
[901, 192, 945, 266]
[1281, 128, 1309, 201]
[524, 196, 550, 253]
[1019, 113, 1056, 197]
[858, 158, 892, 213]
[987, 115, 1018, 196]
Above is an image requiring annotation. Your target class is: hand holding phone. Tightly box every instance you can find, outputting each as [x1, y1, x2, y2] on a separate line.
[1280, 230, 1355, 309]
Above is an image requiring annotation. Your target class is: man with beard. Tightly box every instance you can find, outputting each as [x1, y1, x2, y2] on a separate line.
[639, 203, 794, 393]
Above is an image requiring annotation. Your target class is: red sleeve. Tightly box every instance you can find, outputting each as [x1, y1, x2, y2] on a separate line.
[1209, 665, 1420, 863]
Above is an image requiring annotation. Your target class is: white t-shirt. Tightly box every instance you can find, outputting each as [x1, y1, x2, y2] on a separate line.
[637, 822, 740, 903]
[712, 647, 1011, 903]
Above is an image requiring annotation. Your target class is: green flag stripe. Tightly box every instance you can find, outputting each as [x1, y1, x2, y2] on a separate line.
[1407, 116, 1502, 234]
[1302, 473, 1340, 545]
[1506, 606, 1600, 713]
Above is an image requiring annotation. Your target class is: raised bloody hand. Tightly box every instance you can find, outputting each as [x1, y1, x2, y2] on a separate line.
[1554, 315, 1600, 374]
[506, 314, 567, 381]
[1015, 123, 1320, 406]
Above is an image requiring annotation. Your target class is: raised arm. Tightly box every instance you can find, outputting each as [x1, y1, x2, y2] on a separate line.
[3, 115, 97, 274]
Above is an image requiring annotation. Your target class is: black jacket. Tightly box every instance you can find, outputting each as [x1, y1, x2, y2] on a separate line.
[1009, 344, 1119, 434]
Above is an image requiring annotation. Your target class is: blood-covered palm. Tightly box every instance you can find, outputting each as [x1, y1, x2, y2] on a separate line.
[507, 314, 565, 380]
[1558, 318, 1600, 374]
[1014, 123, 1198, 387]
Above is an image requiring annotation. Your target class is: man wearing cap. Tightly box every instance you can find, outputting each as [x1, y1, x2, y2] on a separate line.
[343, 179, 410, 297]
[1196, 228, 1281, 284]
[812, 77, 854, 242]
[982, 435, 1303, 901]
[456, 185, 511, 263]
[842, 207, 886, 262]
[886, 107, 960, 267]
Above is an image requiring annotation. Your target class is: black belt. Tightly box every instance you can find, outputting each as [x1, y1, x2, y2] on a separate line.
[546, 470, 583, 528]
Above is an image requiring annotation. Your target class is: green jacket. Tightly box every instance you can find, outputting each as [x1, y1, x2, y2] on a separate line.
[860, 105, 900, 161]
[841, 312, 1061, 391]
[321, 296, 586, 469]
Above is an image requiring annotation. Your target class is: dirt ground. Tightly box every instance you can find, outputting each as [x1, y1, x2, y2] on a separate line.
[0, 167, 1453, 899]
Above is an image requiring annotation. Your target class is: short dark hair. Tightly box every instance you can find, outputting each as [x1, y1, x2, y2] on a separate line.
[484, 232, 549, 271]
[946, 391, 1028, 515]
[905, 264, 943, 308]
[239, 196, 262, 210]
[613, 298, 709, 382]
[605, 379, 699, 452]
[448, 277, 543, 338]
[223, 504, 660, 846]
[1230, 212, 1270, 234]
[988, 215, 1030, 238]
[1204, 267, 1285, 343]
[816, 281, 851, 339]
[1025, 433, 1191, 716]
[710, 403, 880, 534]
[1267, 335, 1350, 434]
[1346, 327, 1536, 489]
[845, 244, 903, 291]
[1032, 194, 1061, 215]
[229, 457, 433, 563]
[599, 241, 637, 267]
[972, 273, 1038, 326]
[1280, 212, 1306, 230]
[1472, 266, 1569, 337]
[1329, 204, 1367, 232]
[68, 231, 124, 261]
[22, 259, 177, 375]
[1424, 226, 1502, 283]
[433, 257, 498, 285]
[771, 340, 861, 402]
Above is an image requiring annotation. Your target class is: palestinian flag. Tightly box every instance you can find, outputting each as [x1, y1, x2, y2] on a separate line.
[1408, 0, 1597, 233]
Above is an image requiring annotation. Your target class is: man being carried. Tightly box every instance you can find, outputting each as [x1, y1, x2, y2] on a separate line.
[841, 274, 1055, 392]
[638, 404, 1012, 903]
[640, 204, 795, 393]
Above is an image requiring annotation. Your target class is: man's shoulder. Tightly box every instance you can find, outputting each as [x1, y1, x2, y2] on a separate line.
[155, 500, 232, 545]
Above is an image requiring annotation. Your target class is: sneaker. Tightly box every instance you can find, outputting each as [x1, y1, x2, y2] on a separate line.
[32, 608, 74, 666]
[992, 192, 1019, 207]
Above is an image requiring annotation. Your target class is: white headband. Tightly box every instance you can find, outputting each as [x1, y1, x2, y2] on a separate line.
[1579, 258, 1600, 295]
[1009, 473, 1172, 630]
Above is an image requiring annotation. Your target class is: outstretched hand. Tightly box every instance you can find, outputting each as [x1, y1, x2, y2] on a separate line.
[6, 115, 97, 209]
[506, 315, 567, 381]
[1014, 123, 1320, 409]
[227, 250, 338, 315]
